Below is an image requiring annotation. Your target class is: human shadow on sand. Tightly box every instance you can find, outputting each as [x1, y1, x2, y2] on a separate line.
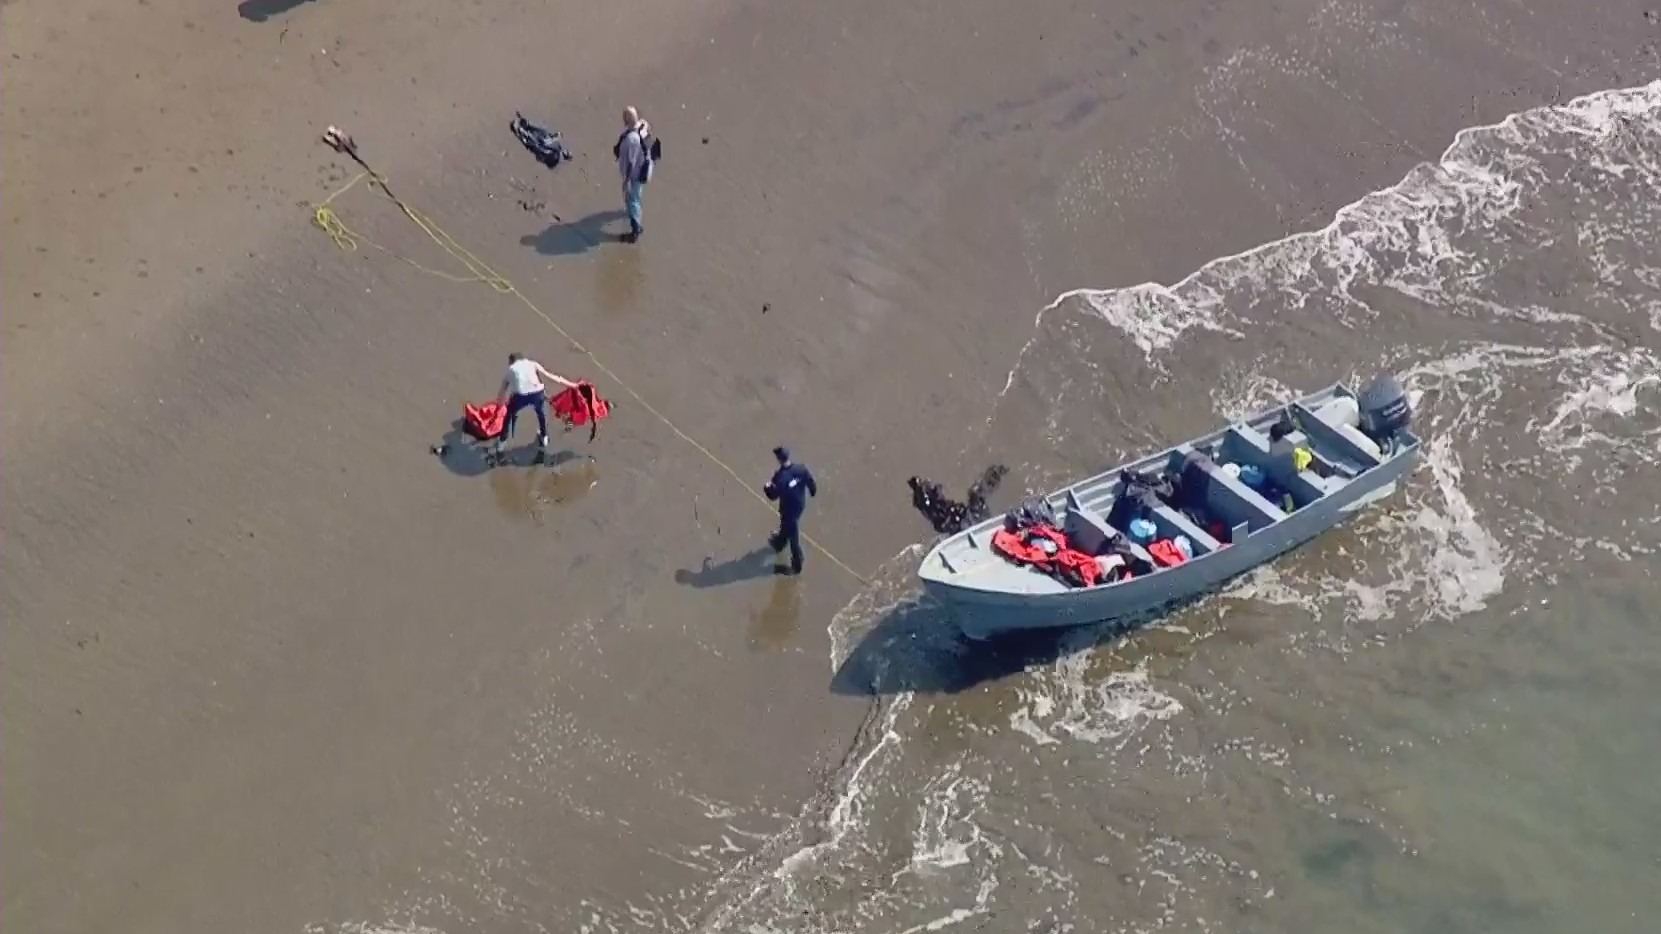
[520, 209, 627, 257]
[830, 596, 1183, 696]
[238, 0, 318, 22]
[674, 546, 781, 589]
[431, 418, 583, 477]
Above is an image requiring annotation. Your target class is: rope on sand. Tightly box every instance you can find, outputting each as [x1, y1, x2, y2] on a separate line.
[311, 127, 869, 585]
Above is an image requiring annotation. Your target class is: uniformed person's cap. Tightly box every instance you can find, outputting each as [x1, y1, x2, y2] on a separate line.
[773, 446, 790, 463]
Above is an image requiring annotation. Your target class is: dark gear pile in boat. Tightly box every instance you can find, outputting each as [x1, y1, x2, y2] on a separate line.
[1106, 468, 1176, 530]
[1004, 494, 1059, 532]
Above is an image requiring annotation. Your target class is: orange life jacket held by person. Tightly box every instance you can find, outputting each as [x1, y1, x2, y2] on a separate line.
[551, 381, 613, 440]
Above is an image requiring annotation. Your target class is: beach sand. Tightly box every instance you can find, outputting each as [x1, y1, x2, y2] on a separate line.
[3, 0, 1653, 931]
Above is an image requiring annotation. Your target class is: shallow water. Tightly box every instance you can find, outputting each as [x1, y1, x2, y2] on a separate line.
[689, 82, 1661, 934]
[292, 80, 1661, 934]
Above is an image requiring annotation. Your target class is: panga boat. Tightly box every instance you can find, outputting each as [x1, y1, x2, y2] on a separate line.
[919, 375, 1420, 640]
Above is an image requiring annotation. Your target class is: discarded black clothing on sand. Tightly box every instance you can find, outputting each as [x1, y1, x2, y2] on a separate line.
[908, 465, 1009, 534]
[512, 113, 573, 169]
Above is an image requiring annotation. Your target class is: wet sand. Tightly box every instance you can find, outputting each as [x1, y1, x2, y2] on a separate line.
[3, 0, 1655, 932]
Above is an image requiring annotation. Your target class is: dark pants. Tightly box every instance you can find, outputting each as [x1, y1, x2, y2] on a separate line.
[769, 512, 804, 573]
[501, 391, 548, 447]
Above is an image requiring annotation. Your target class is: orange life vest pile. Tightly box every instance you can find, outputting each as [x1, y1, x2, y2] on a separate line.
[1147, 539, 1187, 567]
[462, 400, 508, 441]
[991, 524, 1102, 589]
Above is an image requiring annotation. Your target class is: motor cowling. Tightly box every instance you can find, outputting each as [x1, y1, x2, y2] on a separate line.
[1357, 374, 1412, 447]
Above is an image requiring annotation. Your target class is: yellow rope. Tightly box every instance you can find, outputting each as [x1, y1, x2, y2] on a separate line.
[315, 173, 514, 289]
[313, 168, 869, 585]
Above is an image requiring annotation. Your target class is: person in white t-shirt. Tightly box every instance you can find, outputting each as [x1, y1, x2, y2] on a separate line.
[496, 353, 576, 455]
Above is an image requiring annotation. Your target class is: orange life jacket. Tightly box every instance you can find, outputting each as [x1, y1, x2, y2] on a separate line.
[1148, 539, 1188, 568]
[991, 524, 1102, 588]
[463, 400, 507, 441]
[551, 381, 613, 440]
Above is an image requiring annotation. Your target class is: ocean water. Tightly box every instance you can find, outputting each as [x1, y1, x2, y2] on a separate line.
[307, 83, 1661, 934]
[689, 82, 1661, 933]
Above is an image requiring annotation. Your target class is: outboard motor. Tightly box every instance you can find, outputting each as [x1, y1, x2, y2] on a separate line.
[1357, 374, 1413, 451]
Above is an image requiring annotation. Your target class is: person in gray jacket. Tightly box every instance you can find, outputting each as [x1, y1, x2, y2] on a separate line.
[614, 106, 653, 243]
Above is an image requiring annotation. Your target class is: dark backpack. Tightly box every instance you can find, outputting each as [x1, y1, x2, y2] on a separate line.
[613, 127, 663, 183]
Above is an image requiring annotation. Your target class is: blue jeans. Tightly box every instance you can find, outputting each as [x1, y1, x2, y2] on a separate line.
[623, 179, 645, 235]
[500, 391, 548, 448]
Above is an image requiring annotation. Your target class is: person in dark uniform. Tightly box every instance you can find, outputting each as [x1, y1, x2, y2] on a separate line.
[764, 446, 817, 575]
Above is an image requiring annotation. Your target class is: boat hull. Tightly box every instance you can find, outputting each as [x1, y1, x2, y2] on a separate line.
[925, 454, 1417, 641]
